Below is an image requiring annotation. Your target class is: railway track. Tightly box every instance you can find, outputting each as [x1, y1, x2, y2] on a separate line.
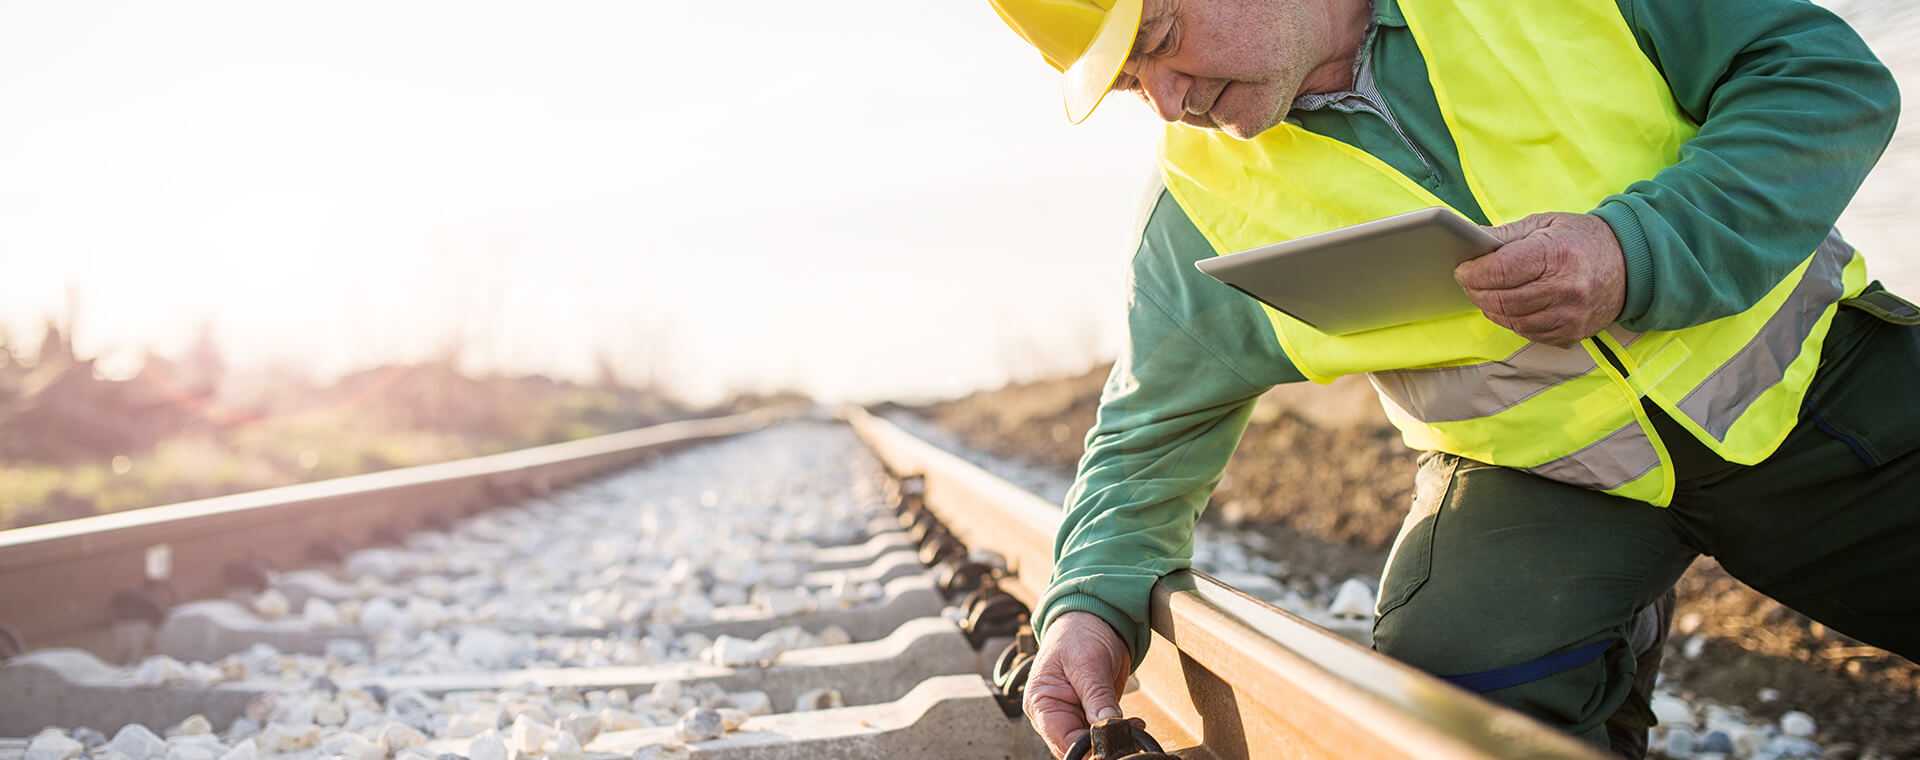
[0, 407, 1605, 759]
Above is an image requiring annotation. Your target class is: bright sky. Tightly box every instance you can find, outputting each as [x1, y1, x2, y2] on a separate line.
[0, 0, 1162, 402]
[1, 2, 1914, 403]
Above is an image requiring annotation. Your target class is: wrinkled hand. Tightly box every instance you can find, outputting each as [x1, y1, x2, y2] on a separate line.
[1023, 611, 1132, 758]
[1454, 212, 1627, 347]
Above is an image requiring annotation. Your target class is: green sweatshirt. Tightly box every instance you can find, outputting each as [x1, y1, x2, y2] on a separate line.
[1038, 0, 1902, 665]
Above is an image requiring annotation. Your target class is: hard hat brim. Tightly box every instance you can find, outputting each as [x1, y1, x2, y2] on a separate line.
[1061, 0, 1143, 123]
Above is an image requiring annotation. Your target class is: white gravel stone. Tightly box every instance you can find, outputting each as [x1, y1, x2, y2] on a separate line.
[131, 656, 194, 686]
[256, 724, 320, 754]
[337, 599, 364, 627]
[106, 725, 169, 760]
[320, 733, 383, 760]
[455, 628, 518, 668]
[674, 708, 725, 743]
[380, 722, 430, 754]
[444, 710, 498, 739]
[550, 731, 583, 760]
[1327, 578, 1376, 620]
[162, 742, 221, 760]
[715, 709, 749, 732]
[275, 698, 317, 728]
[704, 635, 771, 667]
[167, 716, 213, 738]
[251, 589, 291, 619]
[360, 597, 405, 635]
[753, 589, 813, 618]
[1663, 726, 1698, 758]
[67, 728, 106, 750]
[792, 688, 844, 712]
[1730, 725, 1768, 757]
[26, 730, 85, 760]
[1780, 710, 1816, 737]
[558, 714, 601, 744]
[723, 691, 772, 716]
[648, 681, 683, 709]
[596, 709, 650, 732]
[314, 700, 348, 727]
[1766, 735, 1822, 758]
[671, 595, 714, 622]
[326, 639, 371, 665]
[215, 739, 255, 760]
[1651, 694, 1694, 727]
[815, 625, 852, 647]
[508, 715, 550, 754]
[467, 732, 508, 760]
[406, 598, 452, 630]
[304, 597, 342, 626]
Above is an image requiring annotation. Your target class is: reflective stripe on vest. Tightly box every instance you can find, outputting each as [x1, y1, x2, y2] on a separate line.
[1159, 0, 1871, 505]
[1675, 231, 1856, 442]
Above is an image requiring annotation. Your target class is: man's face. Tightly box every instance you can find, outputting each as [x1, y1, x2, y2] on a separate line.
[1112, 0, 1323, 139]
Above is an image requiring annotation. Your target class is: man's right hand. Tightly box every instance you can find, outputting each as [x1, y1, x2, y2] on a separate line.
[1022, 610, 1133, 758]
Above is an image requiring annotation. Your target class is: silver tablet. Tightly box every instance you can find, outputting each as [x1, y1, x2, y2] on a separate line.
[1193, 207, 1500, 335]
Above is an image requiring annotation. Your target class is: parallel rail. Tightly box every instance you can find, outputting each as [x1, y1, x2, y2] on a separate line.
[0, 409, 789, 657]
[845, 407, 1605, 760]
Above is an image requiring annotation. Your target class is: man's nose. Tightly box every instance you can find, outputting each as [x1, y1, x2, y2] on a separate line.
[1140, 68, 1193, 123]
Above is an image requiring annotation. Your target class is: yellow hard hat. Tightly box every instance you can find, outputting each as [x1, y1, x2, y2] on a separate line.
[989, 0, 1145, 123]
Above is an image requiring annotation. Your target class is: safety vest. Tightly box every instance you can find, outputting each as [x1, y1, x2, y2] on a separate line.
[1159, 0, 1870, 506]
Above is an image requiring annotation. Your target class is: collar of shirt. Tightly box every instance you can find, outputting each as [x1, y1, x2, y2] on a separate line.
[1287, 0, 1404, 124]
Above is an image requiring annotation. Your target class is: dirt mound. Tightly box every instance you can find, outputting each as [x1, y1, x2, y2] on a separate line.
[913, 367, 1919, 757]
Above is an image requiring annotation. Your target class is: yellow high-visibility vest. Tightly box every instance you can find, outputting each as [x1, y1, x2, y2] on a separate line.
[1160, 0, 1870, 506]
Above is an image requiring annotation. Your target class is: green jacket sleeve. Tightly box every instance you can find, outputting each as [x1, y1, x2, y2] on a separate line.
[1034, 191, 1299, 666]
[1595, 0, 1900, 330]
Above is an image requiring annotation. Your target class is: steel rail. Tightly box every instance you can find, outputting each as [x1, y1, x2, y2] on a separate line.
[0, 408, 794, 658]
[844, 407, 1606, 760]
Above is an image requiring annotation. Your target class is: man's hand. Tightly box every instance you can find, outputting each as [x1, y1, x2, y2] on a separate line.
[1454, 212, 1628, 347]
[1023, 611, 1132, 758]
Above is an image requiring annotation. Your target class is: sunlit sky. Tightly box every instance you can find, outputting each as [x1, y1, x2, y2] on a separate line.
[2, 1, 1915, 402]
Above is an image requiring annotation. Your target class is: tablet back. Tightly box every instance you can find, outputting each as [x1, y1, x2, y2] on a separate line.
[1194, 207, 1499, 335]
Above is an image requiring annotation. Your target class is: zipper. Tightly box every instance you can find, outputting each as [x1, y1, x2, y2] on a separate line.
[1366, 91, 1436, 183]
[1338, 39, 1437, 185]
[1316, 90, 1437, 185]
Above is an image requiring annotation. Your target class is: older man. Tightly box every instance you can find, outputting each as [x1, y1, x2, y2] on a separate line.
[988, 0, 1915, 757]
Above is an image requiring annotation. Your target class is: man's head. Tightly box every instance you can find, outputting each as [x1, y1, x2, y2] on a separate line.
[991, 0, 1347, 139]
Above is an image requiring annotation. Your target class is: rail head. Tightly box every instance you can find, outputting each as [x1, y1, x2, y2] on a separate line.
[0, 407, 798, 654]
[844, 406, 1605, 760]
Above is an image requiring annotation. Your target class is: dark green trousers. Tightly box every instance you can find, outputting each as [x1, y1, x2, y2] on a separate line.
[1371, 286, 1920, 756]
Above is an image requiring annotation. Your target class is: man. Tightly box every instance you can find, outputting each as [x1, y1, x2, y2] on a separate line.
[987, 0, 1916, 757]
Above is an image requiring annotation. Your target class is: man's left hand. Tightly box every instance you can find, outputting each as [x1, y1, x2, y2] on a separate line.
[1454, 212, 1627, 347]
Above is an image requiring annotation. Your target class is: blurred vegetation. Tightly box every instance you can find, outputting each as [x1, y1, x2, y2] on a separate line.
[0, 320, 790, 530]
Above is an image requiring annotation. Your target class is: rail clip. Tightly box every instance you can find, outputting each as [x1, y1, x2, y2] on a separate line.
[1065, 717, 1179, 760]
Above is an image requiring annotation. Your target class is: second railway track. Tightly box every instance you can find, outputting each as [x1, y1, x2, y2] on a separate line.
[0, 408, 1604, 759]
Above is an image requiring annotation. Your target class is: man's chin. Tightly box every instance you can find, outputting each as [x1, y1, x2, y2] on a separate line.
[1208, 101, 1289, 140]
[1216, 114, 1285, 140]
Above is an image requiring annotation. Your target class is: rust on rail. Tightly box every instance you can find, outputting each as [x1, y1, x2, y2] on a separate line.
[844, 407, 1605, 760]
[0, 409, 792, 657]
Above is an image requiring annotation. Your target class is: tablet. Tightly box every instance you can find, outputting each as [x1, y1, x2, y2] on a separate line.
[1193, 207, 1500, 335]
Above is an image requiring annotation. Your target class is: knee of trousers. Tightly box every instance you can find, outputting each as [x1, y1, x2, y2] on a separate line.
[1373, 599, 1641, 738]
